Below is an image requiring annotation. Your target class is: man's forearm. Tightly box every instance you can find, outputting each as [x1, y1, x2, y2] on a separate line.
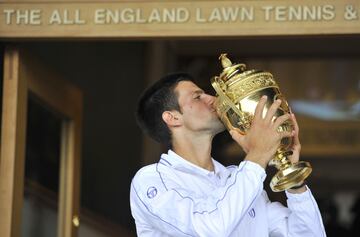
[286, 186, 326, 237]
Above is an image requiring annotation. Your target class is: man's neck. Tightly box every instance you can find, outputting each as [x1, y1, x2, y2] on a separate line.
[172, 133, 214, 171]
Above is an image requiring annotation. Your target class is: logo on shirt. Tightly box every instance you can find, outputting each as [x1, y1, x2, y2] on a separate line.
[147, 186, 158, 199]
[248, 208, 256, 218]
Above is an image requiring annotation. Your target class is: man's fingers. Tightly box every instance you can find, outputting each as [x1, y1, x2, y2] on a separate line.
[291, 113, 301, 146]
[273, 113, 291, 129]
[279, 130, 295, 139]
[254, 95, 267, 119]
[291, 113, 299, 134]
[265, 99, 281, 123]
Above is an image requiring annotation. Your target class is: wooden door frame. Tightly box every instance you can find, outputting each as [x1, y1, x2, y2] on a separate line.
[0, 46, 83, 237]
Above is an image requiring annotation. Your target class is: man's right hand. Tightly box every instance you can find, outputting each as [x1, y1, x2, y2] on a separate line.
[229, 95, 295, 169]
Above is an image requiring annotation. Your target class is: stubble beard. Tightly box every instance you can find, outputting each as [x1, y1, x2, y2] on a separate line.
[210, 116, 226, 135]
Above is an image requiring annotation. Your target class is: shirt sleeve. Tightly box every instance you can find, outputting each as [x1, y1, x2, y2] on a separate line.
[266, 186, 327, 237]
[130, 161, 266, 237]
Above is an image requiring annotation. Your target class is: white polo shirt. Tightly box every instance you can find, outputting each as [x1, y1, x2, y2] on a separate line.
[130, 150, 326, 237]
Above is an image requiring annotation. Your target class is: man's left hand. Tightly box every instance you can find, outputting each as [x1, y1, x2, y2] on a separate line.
[288, 113, 301, 164]
[287, 113, 308, 194]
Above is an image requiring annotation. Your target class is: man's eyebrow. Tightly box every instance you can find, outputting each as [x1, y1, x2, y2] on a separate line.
[193, 89, 205, 95]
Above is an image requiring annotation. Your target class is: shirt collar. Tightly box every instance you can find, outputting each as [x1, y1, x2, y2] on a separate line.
[160, 149, 229, 178]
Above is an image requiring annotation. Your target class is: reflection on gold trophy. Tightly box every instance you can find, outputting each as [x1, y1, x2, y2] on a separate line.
[211, 54, 312, 192]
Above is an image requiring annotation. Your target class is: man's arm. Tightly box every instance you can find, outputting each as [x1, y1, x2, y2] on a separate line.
[130, 160, 265, 237]
[268, 114, 326, 236]
[286, 186, 326, 236]
[266, 186, 326, 237]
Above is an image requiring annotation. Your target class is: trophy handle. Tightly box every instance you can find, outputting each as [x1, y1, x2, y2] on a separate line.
[220, 113, 246, 135]
[211, 77, 245, 119]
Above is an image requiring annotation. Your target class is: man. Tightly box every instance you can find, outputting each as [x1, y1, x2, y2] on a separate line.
[130, 72, 326, 236]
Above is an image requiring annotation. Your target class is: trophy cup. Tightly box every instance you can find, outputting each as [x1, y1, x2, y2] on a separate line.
[211, 53, 312, 192]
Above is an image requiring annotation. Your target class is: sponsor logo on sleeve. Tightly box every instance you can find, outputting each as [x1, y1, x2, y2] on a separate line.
[248, 208, 256, 218]
[147, 186, 158, 199]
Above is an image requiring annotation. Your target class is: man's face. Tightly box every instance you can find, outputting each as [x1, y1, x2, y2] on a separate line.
[174, 81, 225, 135]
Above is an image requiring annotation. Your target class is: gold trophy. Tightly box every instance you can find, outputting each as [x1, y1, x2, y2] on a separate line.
[211, 54, 312, 192]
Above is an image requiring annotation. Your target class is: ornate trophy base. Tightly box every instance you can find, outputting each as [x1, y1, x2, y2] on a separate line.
[270, 161, 312, 192]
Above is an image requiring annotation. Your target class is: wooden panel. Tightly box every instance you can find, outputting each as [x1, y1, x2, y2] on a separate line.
[19, 50, 83, 237]
[0, 47, 27, 237]
[0, 0, 359, 38]
[24, 54, 82, 118]
[0, 47, 83, 237]
[297, 118, 360, 157]
[59, 119, 82, 237]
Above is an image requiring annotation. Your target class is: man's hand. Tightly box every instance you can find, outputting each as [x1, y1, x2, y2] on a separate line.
[229, 96, 295, 169]
[286, 113, 308, 194]
[287, 113, 301, 164]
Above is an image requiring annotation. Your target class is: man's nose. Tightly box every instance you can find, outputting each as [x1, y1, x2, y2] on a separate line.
[205, 94, 216, 106]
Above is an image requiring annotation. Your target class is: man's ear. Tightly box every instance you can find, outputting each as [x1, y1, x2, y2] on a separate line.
[162, 111, 182, 127]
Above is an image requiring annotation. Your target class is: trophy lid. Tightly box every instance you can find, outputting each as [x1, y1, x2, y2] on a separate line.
[212, 53, 279, 98]
[218, 53, 247, 82]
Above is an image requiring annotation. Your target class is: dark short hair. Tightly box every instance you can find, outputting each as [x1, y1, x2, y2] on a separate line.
[136, 72, 194, 144]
